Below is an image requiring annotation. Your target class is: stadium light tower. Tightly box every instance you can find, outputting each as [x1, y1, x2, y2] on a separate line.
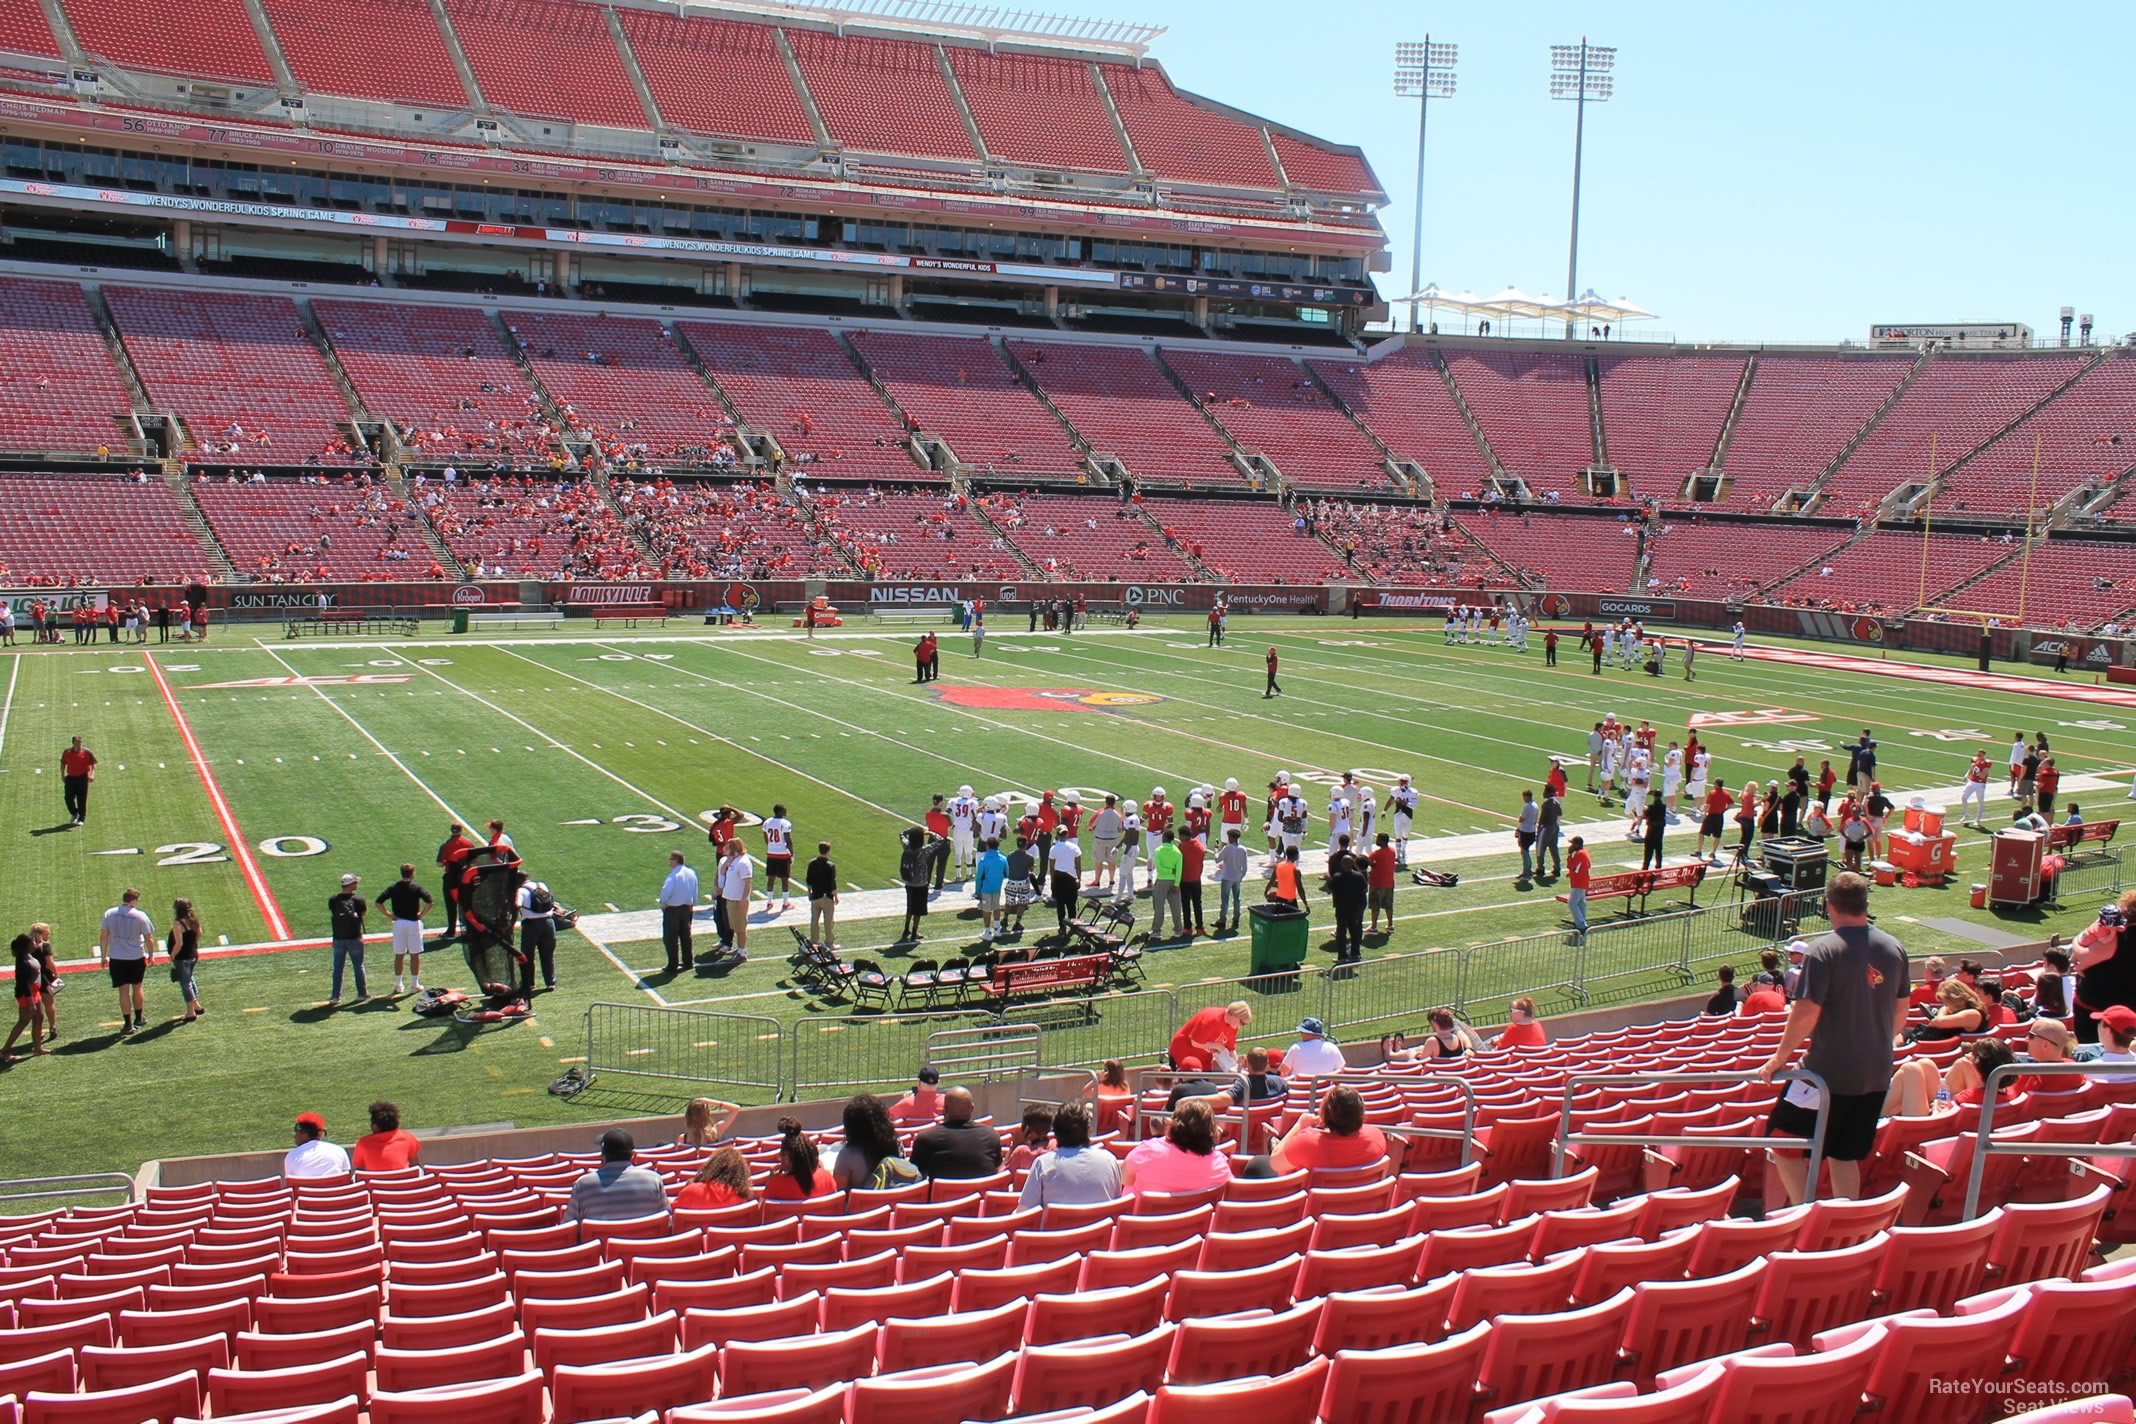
[1551, 38, 1615, 338]
[1394, 38, 1456, 334]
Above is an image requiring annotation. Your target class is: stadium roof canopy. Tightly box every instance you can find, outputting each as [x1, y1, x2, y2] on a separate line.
[688, 0, 1166, 58]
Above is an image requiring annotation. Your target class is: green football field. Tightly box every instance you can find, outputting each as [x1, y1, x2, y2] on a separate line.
[1, 615, 2130, 1182]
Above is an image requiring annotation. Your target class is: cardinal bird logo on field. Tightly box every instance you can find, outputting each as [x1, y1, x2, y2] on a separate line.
[1851, 617, 1884, 643]
[935, 687, 1165, 712]
[1538, 593, 1571, 618]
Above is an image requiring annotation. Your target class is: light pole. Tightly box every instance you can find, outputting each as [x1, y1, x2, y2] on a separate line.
[1394, 39, 1456, 334]
[1550, 38, 1615, 339]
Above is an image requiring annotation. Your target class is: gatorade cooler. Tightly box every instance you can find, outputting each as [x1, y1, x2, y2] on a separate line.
[1903, 799, 1926, 834]
[1971, 883, 1988, 909]
[1921, 805, 1946, 837]
[1871, 860, 1898, 887]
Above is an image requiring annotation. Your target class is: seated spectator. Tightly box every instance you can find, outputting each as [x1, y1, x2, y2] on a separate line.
[1909, 956, 1948, 1008]
[1017, 1102, 1122, 1209]
[1976, 976, 2011, 1029]
[1122, 1098, 1231, 1198]
[674, 1147, 755, 1211]
[1417, 1008, 1476, 1060]
[2078, 1005, 2136, 1082]
[1705, 965, 1740, 1016]
[890, 1065, 944, 1126]
[1262, 1084, 1388, 1177]
[283, 1111, 351, 1180]
[1088, 1058, 1135, 1135]
[1006, 1104, 1055, 1172]
[2012, 1018, 2077, 1096]
[677, 1096, 741, 1147]
[1168, 1046, 1286, 1114]
[831, 1092, 920, 1191]
[563, 1129, 670, 1225]
[1741, 973, 1789, 1016]
[1907, 979, 1988, 1043]
[1169, 1000, 1253, 1073]
[1284, 1016, 1348, 1077]
[911, 1086, 1004, 1180]
[349, 1100, 421, 1173]
[764, 1117, 838, 1201]
[1885, 1037, 2019, 1115]
[1492, 996, 1547, 1049]
[2033, 967, 2071, 1019]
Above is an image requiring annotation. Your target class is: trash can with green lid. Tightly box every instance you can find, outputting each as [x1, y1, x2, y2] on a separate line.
[451, 608, 470, 634]
[1248, 901, 1310, 976]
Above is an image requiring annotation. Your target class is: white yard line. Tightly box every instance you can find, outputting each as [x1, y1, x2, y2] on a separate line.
[0, 652, 18, 764]
[254, 640, 462, 820]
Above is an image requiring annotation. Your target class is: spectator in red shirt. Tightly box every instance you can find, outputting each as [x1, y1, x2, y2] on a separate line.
[674, 1147, 755, 1211]
[1169, 1001, 1252, 1073]
[1566, 836, 1592, 939]
[1367, 833, 1399, 934]
[1261, 1085, 1388, 1176]
[1885, 1036, 2019, 1116]
[349, 1101, 422, 1173]
[1544, 760, 1568, 801]
[764, 1118, 837, 1200]
[1495, 997, 1547, 1049]
[1741, 973, 1789, 1016]
[1698, 780, 1732, 862]
[1180, 831, 1207, 935]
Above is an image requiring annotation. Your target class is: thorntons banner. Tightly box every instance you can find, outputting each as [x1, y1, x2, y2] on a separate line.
[826, 582, 1328, 613]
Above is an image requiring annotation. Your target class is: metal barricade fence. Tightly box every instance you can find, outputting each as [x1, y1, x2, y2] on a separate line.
[1317, 950, 1465, 1041]
[925, 1023, 1042, 1086]
[786, 1006, 1005, 1102]
[1003, 988, 1180, 1073]
[582, 1001, 786, 1101]
[2054, 850, 2124, 908]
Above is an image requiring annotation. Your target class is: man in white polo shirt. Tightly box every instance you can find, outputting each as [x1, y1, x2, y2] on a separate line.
[717, 839, 754, 962]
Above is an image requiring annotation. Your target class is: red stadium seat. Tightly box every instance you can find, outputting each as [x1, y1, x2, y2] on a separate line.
[173, 1399, 361, 1424]
[876, 1299, 1027, 1374]
[24, 1372, 201, 1424]
[1165, 1255, 1299, 1321]
[821, 1274, 955, 1332]
[667, 1385, 847, 1423]
[551, 1343, 719, 1424]
[367, 1371, 545, 1424]
[206, 1352, 369, 1415]
[1655, 1328, 1887, 1424]
[373, 1331, 527, 1393]
[380, 1300, 520, 1352]
[1012, 1324, 1175, 1414]
[950, 1258, 1079, 1313]
[845, 1352, 1018, 1424]
[718, 1323, 876, 1397]
[1165, 1300, 1321, 1386]
[1749, 1235, 1888, 1348]
[234, 1321, 378, 1372]
[1983, 1186, 2111, 1288]
[1312, 1279, 1456, 1355]
[0, 1354, 74, 1401]
[79, 1333, 228, 1391]
[1618, 1259, 1769, 1387]
[679, 1293, 822, 1350]
[1810, 1289, 2029, 1424]
[1027, 1277, 1171, 1346]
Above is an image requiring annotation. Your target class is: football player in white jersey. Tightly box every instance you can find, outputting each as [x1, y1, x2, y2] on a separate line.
[761, 804, 795, 912]
[1389, 775, 1419, 865]
[1355, 785, 1378, 845]
[976, 796, 1008, 847]
[1114, 805, 1144, 902]
[947, 785, 980, 880]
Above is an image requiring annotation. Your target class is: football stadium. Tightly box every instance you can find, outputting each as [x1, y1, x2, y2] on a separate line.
[0, 0, 2129, 1419]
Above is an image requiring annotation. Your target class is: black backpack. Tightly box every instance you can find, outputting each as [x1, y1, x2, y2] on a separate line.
[527, 885, 555, 915]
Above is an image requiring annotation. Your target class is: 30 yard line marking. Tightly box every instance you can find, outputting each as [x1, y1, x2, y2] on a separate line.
[145, 652, 289, 940]
[486, 644, 912, 825]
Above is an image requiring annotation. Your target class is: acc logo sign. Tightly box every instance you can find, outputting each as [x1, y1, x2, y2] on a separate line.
[1851, 617, 1885, 643]
[936, 687, 1166, 713]
[723, 582, 761, 612]
[1537, 593, 1571, 618]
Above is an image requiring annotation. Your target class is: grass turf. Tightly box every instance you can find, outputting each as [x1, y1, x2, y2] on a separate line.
[0, 616, 2126, 1181]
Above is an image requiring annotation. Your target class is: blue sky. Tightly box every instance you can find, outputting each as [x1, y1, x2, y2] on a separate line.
[1138, 0, 2128, 344]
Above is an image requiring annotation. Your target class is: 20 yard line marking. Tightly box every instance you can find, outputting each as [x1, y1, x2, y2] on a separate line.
[145, 653, 289, 940]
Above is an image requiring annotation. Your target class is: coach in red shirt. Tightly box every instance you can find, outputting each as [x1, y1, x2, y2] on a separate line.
[1367, 834, 1398, 934]
[1566, 836, 1592, 939]
[60, 736, 95, 826]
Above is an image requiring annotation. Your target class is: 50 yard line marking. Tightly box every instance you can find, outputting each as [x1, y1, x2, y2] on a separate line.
[145, 652, 289, 940]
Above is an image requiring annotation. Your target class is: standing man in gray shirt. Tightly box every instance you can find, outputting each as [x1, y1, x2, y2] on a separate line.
[1516, 791, 1541, 885]
[99, 887, 155, 1035]
[1536, 791, 1564, 880]
[1585, 723, 1604, 794]
[1214, 827, 1252, 934]
[1758, 871, 1911, 1204]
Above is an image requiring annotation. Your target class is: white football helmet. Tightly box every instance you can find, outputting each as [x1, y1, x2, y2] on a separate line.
[958, 784, 974, 799]
[1224, 777, 1240, 792]
[1150, 787, 1166, 800]
[1187, 793, 1205, 809]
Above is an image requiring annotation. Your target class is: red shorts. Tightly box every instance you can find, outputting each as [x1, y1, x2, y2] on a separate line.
[16, 991, 40, 1009]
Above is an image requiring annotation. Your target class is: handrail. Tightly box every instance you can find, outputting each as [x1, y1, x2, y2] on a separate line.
[1962, 1061, 2136, 1219]
[0, 1172, 137, 1211]
[1549, 1069, 1832, 1202]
